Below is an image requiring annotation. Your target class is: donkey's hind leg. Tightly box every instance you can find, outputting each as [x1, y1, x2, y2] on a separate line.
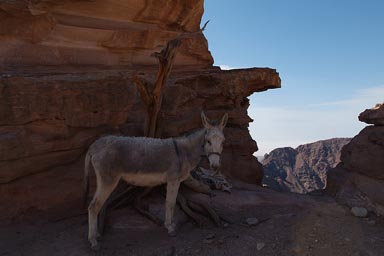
[88, 176, 119, 250]
[165, 180, 181, 236]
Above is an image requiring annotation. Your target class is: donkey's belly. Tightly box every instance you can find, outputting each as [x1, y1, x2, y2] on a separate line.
[121, 172, 167, 187]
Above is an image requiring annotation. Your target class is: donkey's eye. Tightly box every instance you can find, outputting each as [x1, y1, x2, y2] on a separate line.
[207, 140, 211, 145]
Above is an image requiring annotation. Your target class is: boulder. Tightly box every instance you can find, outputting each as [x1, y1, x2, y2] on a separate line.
[359, 102, 384, 126]
[341, 126, 384, 180]
[351, 207, 368, 218]
[326, 103, 384, 215]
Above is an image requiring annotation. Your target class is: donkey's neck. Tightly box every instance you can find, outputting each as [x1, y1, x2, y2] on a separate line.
[176, 128, 206, 170]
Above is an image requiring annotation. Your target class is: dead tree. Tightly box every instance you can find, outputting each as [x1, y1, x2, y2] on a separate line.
[134, 38, 181, 137]
[135, 20, 209, 137]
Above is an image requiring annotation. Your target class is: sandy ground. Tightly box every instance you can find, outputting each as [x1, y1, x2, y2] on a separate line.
[1, 186, 383, 256]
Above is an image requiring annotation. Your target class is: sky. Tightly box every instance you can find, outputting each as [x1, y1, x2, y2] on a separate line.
[202, 0, 384, 156]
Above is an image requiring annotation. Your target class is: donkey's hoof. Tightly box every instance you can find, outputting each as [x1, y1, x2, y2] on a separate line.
[90, 243, 101, 251]
[168, 229, 177, 237]
[166, 223, 177, 237]
[89, 239, 101, 251]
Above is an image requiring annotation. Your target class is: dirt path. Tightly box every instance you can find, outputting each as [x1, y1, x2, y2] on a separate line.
[1, 188, 383, 256]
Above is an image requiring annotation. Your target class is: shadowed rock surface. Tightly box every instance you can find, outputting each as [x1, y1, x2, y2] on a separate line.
[262, 138, 351, 193]
[327, 103, 384, 215]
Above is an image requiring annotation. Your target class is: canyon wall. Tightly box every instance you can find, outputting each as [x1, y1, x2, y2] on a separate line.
[263, 138, 351, 193]
[0, 0, 280, 218]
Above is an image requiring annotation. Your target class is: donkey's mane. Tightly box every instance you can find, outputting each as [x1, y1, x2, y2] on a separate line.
[177, 128, 206, 140]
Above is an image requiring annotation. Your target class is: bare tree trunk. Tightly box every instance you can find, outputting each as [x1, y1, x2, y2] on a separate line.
[133, 39, 181, 137]
[135, 20, 209, 137]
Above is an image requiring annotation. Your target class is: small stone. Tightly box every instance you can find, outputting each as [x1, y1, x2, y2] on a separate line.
[245, 217, 259, 226]
[367, 220, 376, 225]
[203, 239, 214, 244]
[256, 242, 265, 251]
[223, 222, 229, 228]
[204, 234, 216, 244]
[351, 207, 368, 218]
[292, 246, 304, 253]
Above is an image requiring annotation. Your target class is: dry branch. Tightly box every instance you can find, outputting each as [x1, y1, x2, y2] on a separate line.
[182, 175, 211, 194]
[177, 193, 206, 227]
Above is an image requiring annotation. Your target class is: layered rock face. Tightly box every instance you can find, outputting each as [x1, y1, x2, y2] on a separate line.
[327, 103, 384, 215]
[0, 1, 280, 218]
[0, 0, 212, 67]
[262, 138, 351, 193]
[0, 67, 279, 185]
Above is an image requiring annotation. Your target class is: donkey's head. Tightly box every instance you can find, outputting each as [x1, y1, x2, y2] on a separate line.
[201, 112, 228, 171]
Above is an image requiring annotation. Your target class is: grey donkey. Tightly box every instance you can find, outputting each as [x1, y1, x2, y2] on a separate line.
[83, 112, 228, 249]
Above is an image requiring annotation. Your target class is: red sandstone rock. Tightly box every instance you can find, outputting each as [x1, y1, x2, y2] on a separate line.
[341, 126, 384, 180]
[0, 67, 280, 184]
[327, 103, 384, 215]
[0, 0, 212, 67]
[359, 102, 384, 126]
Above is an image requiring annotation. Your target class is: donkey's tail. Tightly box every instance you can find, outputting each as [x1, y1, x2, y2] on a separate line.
[83, 151, 93, 207]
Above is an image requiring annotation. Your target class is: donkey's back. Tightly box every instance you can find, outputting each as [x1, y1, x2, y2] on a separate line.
[88, 135, 178, 176]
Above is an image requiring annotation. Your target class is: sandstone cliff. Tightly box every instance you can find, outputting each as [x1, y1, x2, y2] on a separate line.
[327, 103, 384, 215]
[262, 138, 351, 193]
[0, 0, 280, 218]
[0, 0, 212, 67]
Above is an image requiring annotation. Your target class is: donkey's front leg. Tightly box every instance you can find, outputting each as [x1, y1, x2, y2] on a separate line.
[165, 180, 180, 236]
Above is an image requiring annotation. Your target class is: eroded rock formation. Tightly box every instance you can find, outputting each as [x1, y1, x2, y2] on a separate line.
[359, 102, 384, 126]
[262, 138, 351, 193]
[327, 103, 384, 215]
[0, 0, 280, 218]
[0, 0, 212, 67]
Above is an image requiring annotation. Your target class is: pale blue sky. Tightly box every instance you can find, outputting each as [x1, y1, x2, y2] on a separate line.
[202, 0, 384, 155]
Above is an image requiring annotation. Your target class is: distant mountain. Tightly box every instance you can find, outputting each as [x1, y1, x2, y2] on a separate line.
[262, 138, 351, 194]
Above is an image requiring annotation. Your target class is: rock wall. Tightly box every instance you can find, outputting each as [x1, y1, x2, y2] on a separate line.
[0, 0, 212, 67]
[0, 1, 280, 218]
[327, 103, 384, 215]
[0, 67, 280, 185]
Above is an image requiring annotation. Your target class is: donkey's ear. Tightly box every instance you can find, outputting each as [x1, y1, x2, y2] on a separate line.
[219, 113, 228, 129]
[201, 111, 212, 128]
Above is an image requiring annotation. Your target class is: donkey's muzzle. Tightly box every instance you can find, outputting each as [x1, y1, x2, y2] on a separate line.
[208, 152, 221, 171]
[210, 163, 220, 171]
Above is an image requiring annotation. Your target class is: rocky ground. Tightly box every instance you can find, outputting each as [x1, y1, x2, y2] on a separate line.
[1, 184, 383, 256]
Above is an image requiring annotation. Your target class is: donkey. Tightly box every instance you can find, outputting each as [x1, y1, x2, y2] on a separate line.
[83, 112, 228, 249]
